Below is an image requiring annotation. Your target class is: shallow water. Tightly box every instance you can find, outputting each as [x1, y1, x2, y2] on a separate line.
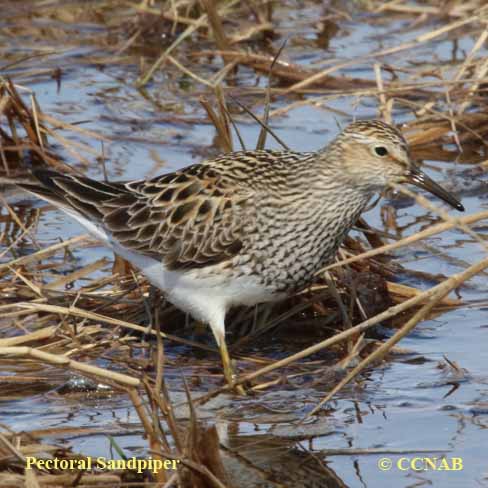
[1, 2, 487, 487]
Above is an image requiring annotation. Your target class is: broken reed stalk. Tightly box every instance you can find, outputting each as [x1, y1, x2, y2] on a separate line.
[0, 326, 57, 347]
[199, 94, 233, 152]
[0, 234, 89, 274]
[228, 95, 289, 150]
[141, 317, 173, 484]
[201, 0, 231, 62]
[307, 253, 488, 416]
[0, 346, 139, 386]
[392, 184, 488, 253]
[126, 387, 168, 484]
[322, 210, 488, 273]
[139, 366, 229, 485]
[0, 431, 26, 463]
[0, 194, 40, 249]
[256, 38, 288, 150]
[374, 63, 392, 124]
[215, 85, 233, 151]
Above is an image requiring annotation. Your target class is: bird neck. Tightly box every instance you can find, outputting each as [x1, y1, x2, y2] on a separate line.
[313, 144, 377, 194]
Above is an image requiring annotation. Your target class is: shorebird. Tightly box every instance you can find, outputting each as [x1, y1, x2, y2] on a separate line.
[13, 120, 463, 390]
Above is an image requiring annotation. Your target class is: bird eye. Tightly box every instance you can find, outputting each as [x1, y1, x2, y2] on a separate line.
[374, 146, 388, 157]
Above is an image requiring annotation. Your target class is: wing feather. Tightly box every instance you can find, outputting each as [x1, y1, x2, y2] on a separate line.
[22, 166, 250, 270]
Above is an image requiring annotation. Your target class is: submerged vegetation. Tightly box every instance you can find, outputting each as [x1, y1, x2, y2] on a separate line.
[1, 1, 488, 486]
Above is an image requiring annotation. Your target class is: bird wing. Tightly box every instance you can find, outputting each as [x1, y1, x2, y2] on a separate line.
[20, 166, 251, 270]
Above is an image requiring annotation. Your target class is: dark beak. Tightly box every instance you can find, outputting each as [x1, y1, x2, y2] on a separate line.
[406, 166, 464, 212]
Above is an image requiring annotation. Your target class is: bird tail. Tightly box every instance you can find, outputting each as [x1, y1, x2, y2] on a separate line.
[13, 169, 132, 223]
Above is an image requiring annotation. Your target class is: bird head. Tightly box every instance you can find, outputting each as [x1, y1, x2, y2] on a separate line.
[328, 120, 464, 212]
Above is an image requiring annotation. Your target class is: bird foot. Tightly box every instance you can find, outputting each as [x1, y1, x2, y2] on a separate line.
[229, 377, 248, 396]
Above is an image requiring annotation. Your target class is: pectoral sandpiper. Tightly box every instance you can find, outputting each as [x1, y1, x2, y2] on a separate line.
[15, 120, 464, 390]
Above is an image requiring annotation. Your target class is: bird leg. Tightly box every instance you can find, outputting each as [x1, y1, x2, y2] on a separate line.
[216, 333, 247, 395]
